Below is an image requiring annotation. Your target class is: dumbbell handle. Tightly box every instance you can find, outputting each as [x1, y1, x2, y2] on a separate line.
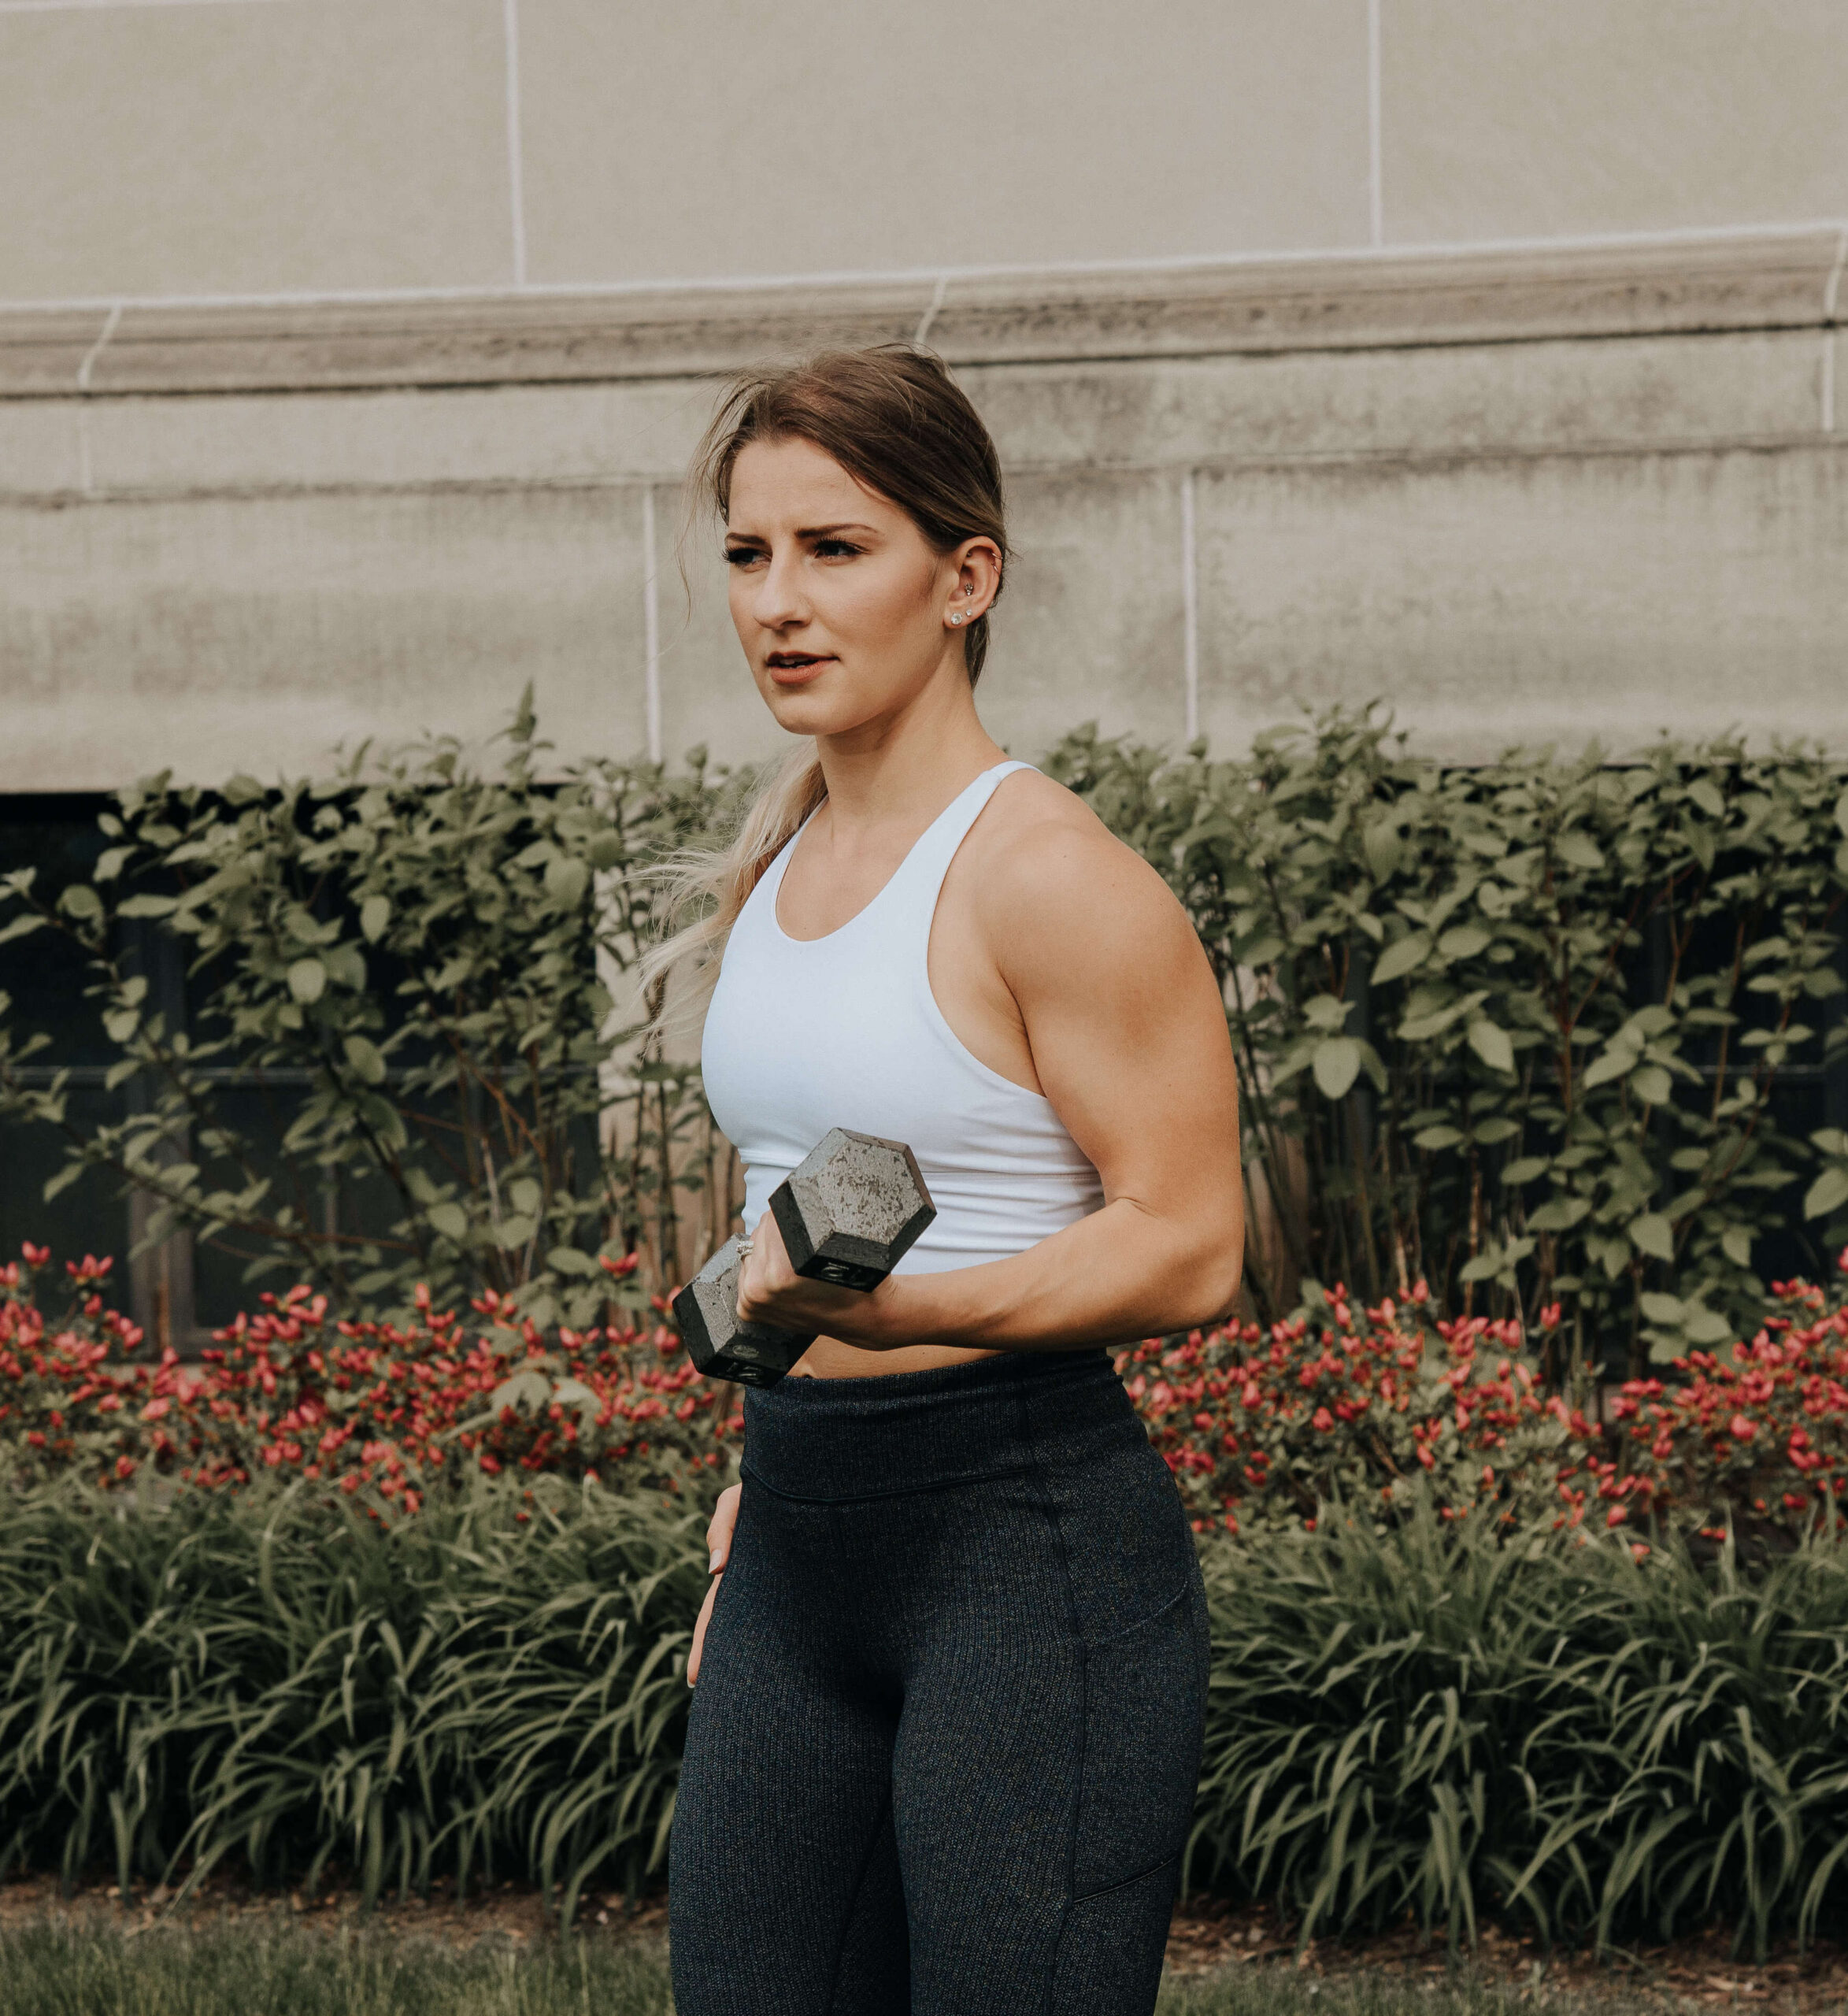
[673, 1128, 935, 1386]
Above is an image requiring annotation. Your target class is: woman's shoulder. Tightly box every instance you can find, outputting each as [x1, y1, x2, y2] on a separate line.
[966, 767, 1187, 949]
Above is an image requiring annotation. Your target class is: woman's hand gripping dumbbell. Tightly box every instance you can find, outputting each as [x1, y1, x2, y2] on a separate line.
[671, 1127, 935, 1385]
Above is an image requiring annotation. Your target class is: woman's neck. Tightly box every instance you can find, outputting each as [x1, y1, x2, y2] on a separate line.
[810, 666, 1006, 839]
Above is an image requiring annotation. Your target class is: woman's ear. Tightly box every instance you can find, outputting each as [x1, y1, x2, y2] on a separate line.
[949, 538, 1003, 624]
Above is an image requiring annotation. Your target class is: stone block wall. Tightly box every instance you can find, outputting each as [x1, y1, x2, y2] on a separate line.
[1, 0, 1845, 783]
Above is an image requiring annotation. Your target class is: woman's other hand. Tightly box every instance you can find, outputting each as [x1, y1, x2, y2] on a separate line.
[689, 1482, 741, 1687]
[735, 1209, 880, 1343]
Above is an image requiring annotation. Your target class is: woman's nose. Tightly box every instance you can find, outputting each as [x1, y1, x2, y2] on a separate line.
[751, 555, 807, 628]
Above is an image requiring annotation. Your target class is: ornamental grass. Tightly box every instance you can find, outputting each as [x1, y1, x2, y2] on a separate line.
[0, 1471, 707, 1921]
[3, 1467, 1848, 1955]
[1189, 1489, 1848, 1961]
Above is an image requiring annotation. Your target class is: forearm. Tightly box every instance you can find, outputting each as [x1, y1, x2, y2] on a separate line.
[850, 1198, 1242, 1354]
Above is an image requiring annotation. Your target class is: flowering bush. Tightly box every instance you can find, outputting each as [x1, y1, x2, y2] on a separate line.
[6, 1243, 1847, 1549]
[1119, 1280, 1576, 1539]
[1602, 1271, 1848, 1545]
[0, 1247, 740, 1509]
[1125, 1255, 1848, 1550]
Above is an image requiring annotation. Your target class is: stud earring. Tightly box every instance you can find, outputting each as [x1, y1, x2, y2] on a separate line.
[950, 612, 965, 625]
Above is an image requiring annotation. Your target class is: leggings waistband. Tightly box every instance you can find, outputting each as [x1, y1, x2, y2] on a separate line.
[739, 1347, 1130, 1503]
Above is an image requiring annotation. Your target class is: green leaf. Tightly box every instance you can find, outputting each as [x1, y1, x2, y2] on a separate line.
[117, 894, 179, 919]
[1687, 778, 1726, 819]
[1437, 925, 1491, 961]
[1555, 831, 1605, 872]
[1361, 820, 1404, 882]
[1467, 1021, 1515, 1075]
[1803, 1166, 1848, 1221]
[1528, 1195, 1592, 1232]
[94, 847, 132, 883]
[1639, 1292, 1685, 1325]
[1413, 1125, 1465, 1151]
[1630, 1212, 1675, 1262]
[1631, 1064, 1674, 1106]
[488, 1369, 551, 1415]
[287, 958, 327, 1004]
[1399, 990, 1489, 1043]
[59, 884, 103, 922]
[1720, 1223, 1754, 1268]
[427, 1202, 470, 1242]
[1370, 932, 1431, 985]
[1587, 1232, 1632, 1278]
[1501, 1157, 1549, 1186]
[544, 856, 591, 910]
[1312, 1038, 1361, 1101]
[360, 895, 392, 943]
[1580, 1048, 1635, 1091]
[343, 1034, 387, 1085]
[546, 1247, 599, 1277]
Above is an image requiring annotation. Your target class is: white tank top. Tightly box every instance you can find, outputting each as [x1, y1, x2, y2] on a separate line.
[700, 761, 1105, 1275]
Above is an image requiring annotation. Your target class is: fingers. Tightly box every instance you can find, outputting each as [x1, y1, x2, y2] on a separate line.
[688, 1571, 720, 1687]
[735, 1211, 787, 1321]
[705, 1481, 741, 1572]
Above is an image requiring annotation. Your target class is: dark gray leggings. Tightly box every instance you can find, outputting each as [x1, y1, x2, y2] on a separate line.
[669, 1347, 1211, 2016]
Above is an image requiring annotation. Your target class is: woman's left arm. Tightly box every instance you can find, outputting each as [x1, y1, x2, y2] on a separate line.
[738, 815, 1245, 1351]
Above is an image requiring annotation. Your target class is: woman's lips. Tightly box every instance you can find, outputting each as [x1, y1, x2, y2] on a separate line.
[765, 654, 835, 686]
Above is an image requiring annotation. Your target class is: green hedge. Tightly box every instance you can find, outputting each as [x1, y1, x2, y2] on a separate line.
[1, 701, 1843, 1376]
[4, 1479, 1847, 1956]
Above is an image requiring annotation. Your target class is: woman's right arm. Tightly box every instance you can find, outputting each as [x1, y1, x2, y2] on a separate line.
[688, 1481, 741, 1686]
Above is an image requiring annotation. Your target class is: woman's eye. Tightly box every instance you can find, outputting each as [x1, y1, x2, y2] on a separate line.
[724, 548, 764, 569]
[813, 539, 861, 559]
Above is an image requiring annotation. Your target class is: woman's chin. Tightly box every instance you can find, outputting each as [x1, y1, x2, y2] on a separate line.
[763, 687, 880, 739]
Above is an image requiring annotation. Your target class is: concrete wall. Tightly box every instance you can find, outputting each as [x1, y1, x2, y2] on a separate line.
[2, 0, 1846, 784]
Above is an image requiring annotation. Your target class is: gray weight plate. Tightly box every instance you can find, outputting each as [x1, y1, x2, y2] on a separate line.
[773, 1128, 935, 1287]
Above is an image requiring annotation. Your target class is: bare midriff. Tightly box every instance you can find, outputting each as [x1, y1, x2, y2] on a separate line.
[787, 1336, 1006, 1378]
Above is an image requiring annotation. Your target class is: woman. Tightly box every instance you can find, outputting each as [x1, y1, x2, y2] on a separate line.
[649, 346, 1243, 2015]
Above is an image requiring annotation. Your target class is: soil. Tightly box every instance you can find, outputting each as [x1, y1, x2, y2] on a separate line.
[3, 1869, 1846, 2011]
[1165, 1896, 1848, 2012]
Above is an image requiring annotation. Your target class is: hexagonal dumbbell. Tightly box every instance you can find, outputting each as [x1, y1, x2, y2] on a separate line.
[672, 1128, 935, 1386]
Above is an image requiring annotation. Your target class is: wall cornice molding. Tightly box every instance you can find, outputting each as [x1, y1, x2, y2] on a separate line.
[1, 228, 1842, 398]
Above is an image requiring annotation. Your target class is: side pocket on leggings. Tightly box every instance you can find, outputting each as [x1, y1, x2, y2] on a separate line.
[1050, 1854, 1181, 2016]
[1069, 1582, 1208, 1897]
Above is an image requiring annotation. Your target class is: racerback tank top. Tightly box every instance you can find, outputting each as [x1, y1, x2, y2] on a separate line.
[700, 761, 1105, 1276]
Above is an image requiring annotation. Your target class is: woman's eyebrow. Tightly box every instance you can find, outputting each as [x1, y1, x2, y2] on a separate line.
[795, 521, 880, 539]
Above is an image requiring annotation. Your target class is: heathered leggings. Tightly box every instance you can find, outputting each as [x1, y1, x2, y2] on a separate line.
[668, 1347, 1212, 2016]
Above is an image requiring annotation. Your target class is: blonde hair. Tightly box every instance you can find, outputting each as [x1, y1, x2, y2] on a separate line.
[636, 343, 1009, 1028]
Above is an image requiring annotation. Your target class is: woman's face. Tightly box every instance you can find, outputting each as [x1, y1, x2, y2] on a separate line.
[723, 435, 990, 739]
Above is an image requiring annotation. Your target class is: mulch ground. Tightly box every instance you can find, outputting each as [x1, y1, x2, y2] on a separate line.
[1165, 1893, 1848, 2010]
[4, 1870, 1846, 2011]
